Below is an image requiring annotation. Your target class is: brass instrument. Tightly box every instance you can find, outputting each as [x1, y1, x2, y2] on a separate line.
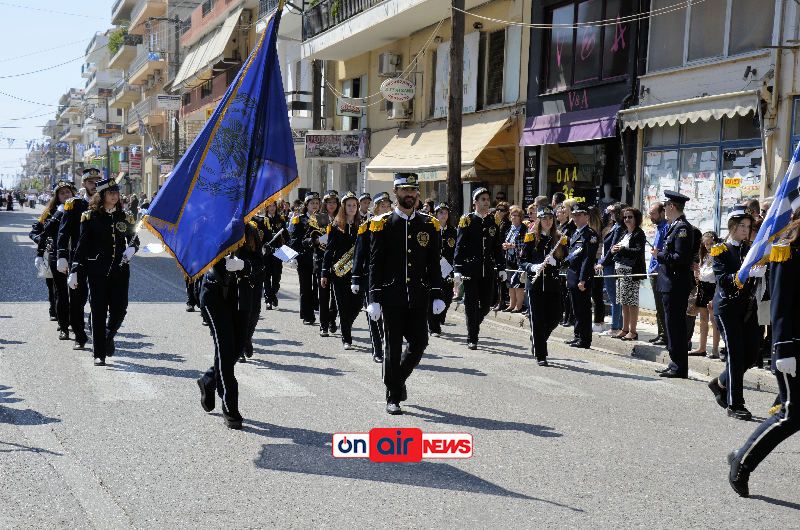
[333, 245, 355, 277]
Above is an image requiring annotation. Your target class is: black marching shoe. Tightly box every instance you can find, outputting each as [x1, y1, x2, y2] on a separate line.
[197, 378, 214, 412]
[49, 315, 58, 322]
[238, 354, 247, 363]
[386, 402, 402, 415]
[467, 342, 477, 350]
[564, 338, 579, 346]
[727, 406, 753, 421]
[105, 337, 115, 357]
[647, 335, 663, 344]
[185, 304, 195, 312]
[59, 330, 70, 341]
[244, 341, 254, 358]
[223, 410, 243, 430]
[537, 359, 549, 367]
[655, 365, 672, 374]
[73, 340, 86, 351]
[727, 451, 750, 497]
[330, 322, 338, 333]
[319, 329, 329, 337]
[659, 369, 688, 379]
[271, 295, 279, 307]
[707, 378, 728, 409]
[573, 342, 591, 349]
[93, 357, 106, 366]
[400, 384, 408, 402]
[372, 352, 384, 363]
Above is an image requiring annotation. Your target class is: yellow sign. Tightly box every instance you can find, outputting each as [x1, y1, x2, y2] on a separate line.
[205, 106, 215, 120]
[724, 177, 742, 188]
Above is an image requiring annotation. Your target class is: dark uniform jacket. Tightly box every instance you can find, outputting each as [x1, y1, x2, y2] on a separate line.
[711, 240, 755, 315]
[203, 245, 265, 291]
[655, 215, 695, 293]
[288, 212, 323, 260]
[70, 209, 139, 276]
[454, 212, 504, 278]
[368, 209, 442, 309]
[769, 242, 800, 360]
[565, 225, 599, 288]
[37, 210, 65, 263]
[264, 213, 287, 249]
[351, 218, 372, 291]
[57, 197, 89, 262]
[322, 221, 357, 280]
[520, 231, 563, 292]
[440, 225, 457, 266]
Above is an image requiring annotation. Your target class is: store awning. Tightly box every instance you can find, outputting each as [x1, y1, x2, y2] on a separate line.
[619, 90, 759, 130]
[172, 6, 243, 90]
[367, 111, 517, 182]
[520, 104, 620, 147]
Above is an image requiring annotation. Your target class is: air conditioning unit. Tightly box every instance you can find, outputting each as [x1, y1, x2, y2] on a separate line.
[387, 100, 412, 121]
[378, 53, 402, 76]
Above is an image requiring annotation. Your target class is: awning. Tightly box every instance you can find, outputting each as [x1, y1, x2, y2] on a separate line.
[367, 111, 517, 182]
[172, 6, 243, 90]
[520, 104, 620, 147]
[619, 90, 759, 130]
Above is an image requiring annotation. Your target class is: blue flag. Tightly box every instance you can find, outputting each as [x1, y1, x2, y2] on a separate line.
[144, 6, 297, 280]
[737, 140, 800, 285]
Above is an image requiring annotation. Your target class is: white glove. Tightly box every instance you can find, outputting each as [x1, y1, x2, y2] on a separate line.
[776, 357, 797, 378]
[34, 256, 45, 270]
[454, 273, 463, 285]
[546, 255, 557, 266]
[351, 284, 360, 294]
[57, 204, 65, 213]
[528, 263, 542, 275]
[432, 299, 446, 315]
[121, 246, 136, 263]
[287, 258, 297, 268]
[749, 265, 766, 278]
[225, 256, 245, 271]
[67, 272, 78, 290]
[498, 270, 507, 281]
[56, 257, 69, 274]
[366, 302, 382, 321]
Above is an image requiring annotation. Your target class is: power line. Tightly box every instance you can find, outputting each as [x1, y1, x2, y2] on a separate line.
[0, 89, 59, 106]
[0, 53, 87, 79]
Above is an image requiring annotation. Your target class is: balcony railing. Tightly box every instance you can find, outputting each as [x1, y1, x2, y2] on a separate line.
[303, 0, 384, 41]
[112, 79, 138, 99]
[131, 0, 166, 24]
[259, 0, 280, 18]
[130, 47, 165, 77]
[126, 96, 166, 129]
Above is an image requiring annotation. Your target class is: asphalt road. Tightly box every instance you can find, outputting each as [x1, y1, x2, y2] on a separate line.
[1, 206, 798, 528]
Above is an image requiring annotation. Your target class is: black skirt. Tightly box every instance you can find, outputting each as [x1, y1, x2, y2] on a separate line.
[695, 280, 715, 308]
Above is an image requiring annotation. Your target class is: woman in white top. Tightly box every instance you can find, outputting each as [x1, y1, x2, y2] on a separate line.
[691, 231, 721, 358]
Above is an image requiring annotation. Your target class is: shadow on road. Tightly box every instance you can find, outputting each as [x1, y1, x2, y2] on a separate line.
[0, 440, 63, 456]
[251, 346, 335, 360]
[404, 405, 562, 439]
[548, 360, 661, 382]
[247, 357, 348, 377]
[0, 338, 26, 350]
[0, 387, 61, 427]
[751, 495, 800, 511]
[108, 360, 203, 379]
[416, 364, 487, 377]
[251, 337, 304, 349]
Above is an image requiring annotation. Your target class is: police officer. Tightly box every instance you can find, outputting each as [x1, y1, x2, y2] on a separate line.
[316, 191, 340, 337]
[454, 188, 505, 350]
[289, 192, 322, 325]
[196, 223, 264, 430]
[367, 173, 445, 415]
[652, 190, 695, 378]
[707, 206, 762, 420]
[727, 206, 800, 497]
[352, 191, 391, 363]
[56, 168, 102, 350]
[429, 203, 457, 337]
[520, 206, 565, 365]
[564, 203, 598, 349]
[262, 200, 287, 310]
[67, 177, 138, 366]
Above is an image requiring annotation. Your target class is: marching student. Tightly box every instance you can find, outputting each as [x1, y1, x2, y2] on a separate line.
[428, 203, 456, 336]
[262, 200, 287, 309]
[316, 191, 340, 337]
[289, 192, 322, 325]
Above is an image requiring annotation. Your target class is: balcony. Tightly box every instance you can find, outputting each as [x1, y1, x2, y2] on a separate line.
[301, 0, 485, 60]
[60, 126, 83, 142]
[126, 96, 166, 133]
[129, 46, 167, 85]
[109, 80, 141, 108]
[81, 62, 97, 79]
[129, 0, 167, 36]
[108, 34, 143, 70]
[112, 0, 138, 25]
[85, 70, 123, 94]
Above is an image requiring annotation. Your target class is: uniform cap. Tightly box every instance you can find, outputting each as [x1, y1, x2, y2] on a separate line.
[393, 173, 419, 189]
[471, 187, 490, 202]
[341, 191, 357, 202]
[664, 190, 690, 205]
[373, 192, 391, 204]
[322, 190, 340, 202]
[434, 202, 451, 213]
[358, 192, 371, 201]
[571, 203, 588, 214]
[82, 168, 101, 180]
[727, 205, 754, 223]
[52, 180, 77, 193]
[304, 191, 321, 204]
[537, 205, 555, 218]
[95, 178, 120, 193]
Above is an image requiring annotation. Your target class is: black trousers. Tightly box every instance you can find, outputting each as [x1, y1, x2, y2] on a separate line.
[69, 269, 89, 343]
[383, 305, 428, 402]
[591, 279, 604, 324]
[560, 276, 573, 324]
[359, 290, 384, 357]
[185, 279, 198, 307]
[717, 305, 760, 407]
[46, 277, 56, 318]
[661, 290, 690, 374]
[428, 280, 454, 334]
[527, 288, 562, 360]
[569, 286, 592, 344]
[87, 270, 129, 360]
[200, 283, 241, 415]
[51, 265, 71, 332]
[297, 256, 316, 323]
[331, 277, 360, 344]
[738, 368, 800, 471]
[239, 278, 263, 355]
[264, 256, 282, 304]
[318, 278, 338, 332]
[463, 276, 494, 343]
[649, 276, 666, 338]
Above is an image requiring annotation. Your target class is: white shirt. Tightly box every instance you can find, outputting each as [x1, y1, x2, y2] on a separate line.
[394, 207, 416, 220]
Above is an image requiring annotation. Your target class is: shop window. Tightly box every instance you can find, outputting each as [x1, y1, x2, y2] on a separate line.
[200, 80, 212, 99]
[544, 0, 633, 92]
[546, 142, 616, 203]
[791, 97, 800, 149]
[202, 0, 214, 17]
[182, 92, 191, 106]
[641, 148, 679, 238]
[648, 0, 776, 72]
[485, 30, 505, 106]
[644, 124, 679, 147]
[682, 120, 720, 144]
[720, 147, 762, 237]
[680, 147, 719, 233]
[722, 114, 760, 141]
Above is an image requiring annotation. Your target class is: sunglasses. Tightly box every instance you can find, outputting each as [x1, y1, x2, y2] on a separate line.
[623, 216, 634, 220]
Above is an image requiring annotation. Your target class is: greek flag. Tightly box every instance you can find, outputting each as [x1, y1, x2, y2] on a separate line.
[143, 3, 297, 280]
[737, 140, 800, 284]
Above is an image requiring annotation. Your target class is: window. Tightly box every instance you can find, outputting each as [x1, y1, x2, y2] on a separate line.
[200, 80, 212, 99]
[791, 97, 800, 150]
[116, 108, 123, 117]
[644, 124, 679, 147]
[485, 30, 505, 106]
[722, 114, 760, 141]
[648, 0, 776, 72]
[182, 92, 191, 106]
[202, 0, 214, 17]
[544, 0, 633, 92]
[341, 77, 362, 130]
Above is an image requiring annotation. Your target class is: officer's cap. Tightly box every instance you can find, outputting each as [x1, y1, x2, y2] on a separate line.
[434, 202, 451, 213]
[358, 192, 371, 202]
[95, 178, 120, 193]
[52, 180, 77, 193]
[393, 173, 419, 189]
[373, 192, 391, 204]
[341, 191, 357, 202]
[727, 205, 754, 223]
[322, 190, 340, 202]
[471, 187, 490, 202]
[82, 168, 101, 180]
[664, 190, 690, 205]
[537, 205, 555, 218]
[571, 203, 589, 215]
[303, 191, 320, 204]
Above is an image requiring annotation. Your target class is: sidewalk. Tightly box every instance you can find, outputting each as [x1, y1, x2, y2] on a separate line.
[450, 300, 779, 394]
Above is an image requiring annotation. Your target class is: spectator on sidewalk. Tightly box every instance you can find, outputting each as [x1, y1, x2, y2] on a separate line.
[691, 231, 721, 358]
[552, 192, 566, 209]
[502, 206, 527, 313]
[588, 206, 606, 332]
[597, 202, 624, 335]
[647, 202, 668, 346]
[557, 200, 577, 327]
[610, 207, 646, 341]
[494, 201, 512, 311]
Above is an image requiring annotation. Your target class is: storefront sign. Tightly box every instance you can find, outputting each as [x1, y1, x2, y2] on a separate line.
[723, 176, 742, 188]
[105, 123, 122, 133]
[305, 130, 368, 160]
[120, 162, 129, 171]
[129, 151, 142, 175]
[379, 78, 415, 103]
[157, 94, 182, 111]
[336, 97, 364, 118]
[97, 130, 113, 138]
[522, 147, 538, 207]
[433, 32, 480, 118]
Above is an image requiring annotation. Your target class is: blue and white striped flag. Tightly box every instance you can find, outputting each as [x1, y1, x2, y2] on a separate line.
[737, 140, 800, 284]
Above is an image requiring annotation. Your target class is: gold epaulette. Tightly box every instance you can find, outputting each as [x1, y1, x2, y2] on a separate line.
[370, 215, 388, 232]
[710, 243, 727, 257]
[524, 232, 534, 243]
[358, 221, 369, 235]
[769, 243, 791, 263]
[248, 220, 258, 230]
[429, 216, 441, 231]
[265, 217, 272, 231]
[291, 215, 300, 225]
[64, 198, 76, 211]
[126, 213, 135, 225]
[326, 224, 331, 235]
[458, 215, 471, 228]
[80, 210, 92, 222]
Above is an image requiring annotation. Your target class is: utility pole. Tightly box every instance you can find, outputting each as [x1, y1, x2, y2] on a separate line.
[173, 15, 180, 165]
[447, 0, 465, 215]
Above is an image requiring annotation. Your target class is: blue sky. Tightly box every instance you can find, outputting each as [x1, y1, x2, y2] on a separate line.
[0, 1, 112, 188]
